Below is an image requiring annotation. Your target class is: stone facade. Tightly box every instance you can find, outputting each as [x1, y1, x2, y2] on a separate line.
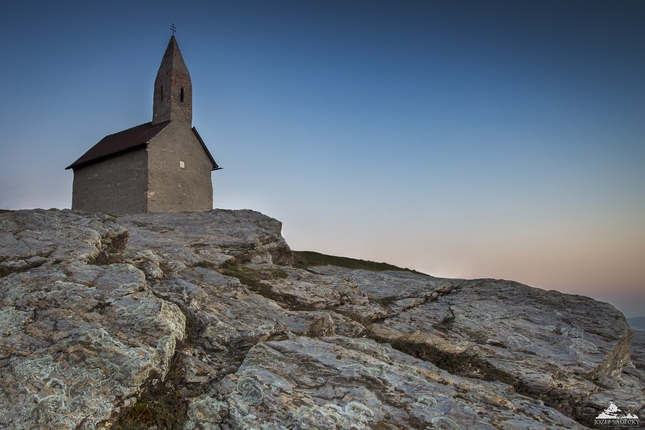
[147, 124, 214, 212]
[71, 148, 148, 214]
[66, 35, 219, 214]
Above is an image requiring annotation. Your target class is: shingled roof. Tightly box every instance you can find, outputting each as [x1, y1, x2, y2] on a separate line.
[65, 121, 219, 171]
[66, 121, 170, 170]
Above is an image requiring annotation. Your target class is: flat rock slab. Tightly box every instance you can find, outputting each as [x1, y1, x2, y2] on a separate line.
[305, 266, 641, 423]
[201, 335, 585, 429]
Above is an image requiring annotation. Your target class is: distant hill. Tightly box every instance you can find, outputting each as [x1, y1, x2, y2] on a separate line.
[628, 317, 645, 331]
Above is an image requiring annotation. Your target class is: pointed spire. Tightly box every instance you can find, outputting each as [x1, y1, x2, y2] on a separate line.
[153, 35, 192, 125]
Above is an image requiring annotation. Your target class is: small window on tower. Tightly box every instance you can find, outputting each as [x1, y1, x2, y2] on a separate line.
[180, 87, 185, 102]
[160, 86, 164, 101]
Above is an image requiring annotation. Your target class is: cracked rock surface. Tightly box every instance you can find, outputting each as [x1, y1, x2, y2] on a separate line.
[0, 209, 642, 429]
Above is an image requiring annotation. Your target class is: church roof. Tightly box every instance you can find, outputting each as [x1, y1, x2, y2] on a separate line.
[161, 35, 189, 78]
[66, 121, 170, 170]
[66, 120, 221, 171]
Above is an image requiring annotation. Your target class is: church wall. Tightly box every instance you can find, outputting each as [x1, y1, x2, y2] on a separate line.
[146, 122, 213, 212]
[71, 149, 148, 214]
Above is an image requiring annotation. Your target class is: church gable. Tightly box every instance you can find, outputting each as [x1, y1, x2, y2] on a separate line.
[146, 123, 215, 212]
[192, 127, 220, 170]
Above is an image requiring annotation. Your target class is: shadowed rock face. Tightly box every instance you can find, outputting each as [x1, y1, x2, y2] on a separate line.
[0, 209, 642, 429]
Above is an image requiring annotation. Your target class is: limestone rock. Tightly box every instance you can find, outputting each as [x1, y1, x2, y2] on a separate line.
[0, 210, 185, 429]
[208, 336, 585, 429]
[0, 209, 643, 429]
[305, 266, 642, 424]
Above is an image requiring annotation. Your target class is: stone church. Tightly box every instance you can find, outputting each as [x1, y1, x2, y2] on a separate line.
[66, 35, 220, 214]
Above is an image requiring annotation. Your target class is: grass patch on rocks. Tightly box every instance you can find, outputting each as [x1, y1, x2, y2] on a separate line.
[293, 251, 424, 274]
[218, 260, 313, 311]
[390, 338, 517, 387]
[113, 352, 188, 430]
[219, 260, 262, 285]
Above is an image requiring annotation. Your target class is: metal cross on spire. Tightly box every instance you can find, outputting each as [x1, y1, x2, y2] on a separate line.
[170, 23, 177, 35]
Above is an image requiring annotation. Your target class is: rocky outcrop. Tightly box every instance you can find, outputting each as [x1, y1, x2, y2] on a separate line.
[0, 209, 642, 429]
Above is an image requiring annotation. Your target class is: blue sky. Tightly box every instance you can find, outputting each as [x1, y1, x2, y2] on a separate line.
[1, 1, 644, 317]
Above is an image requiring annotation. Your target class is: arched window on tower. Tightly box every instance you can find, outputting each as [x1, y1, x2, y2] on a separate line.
[160, 86, 164, 101]
[180, 87, 185, 102]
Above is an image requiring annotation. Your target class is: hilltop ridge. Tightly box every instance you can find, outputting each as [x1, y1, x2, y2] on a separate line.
[0, 209, 643, 428]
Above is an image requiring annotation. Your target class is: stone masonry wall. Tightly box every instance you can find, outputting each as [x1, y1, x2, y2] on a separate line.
[71, 149, 148, 214]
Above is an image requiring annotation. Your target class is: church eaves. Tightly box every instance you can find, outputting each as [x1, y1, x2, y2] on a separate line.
[65, 121, 220, 171]
[65, 121, 170, 170]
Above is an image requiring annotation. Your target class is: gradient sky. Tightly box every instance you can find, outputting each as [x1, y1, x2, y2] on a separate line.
[1, 1, 643, 317]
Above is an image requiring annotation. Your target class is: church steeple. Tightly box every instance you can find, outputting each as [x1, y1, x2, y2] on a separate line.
[153, 35, 192, 125]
